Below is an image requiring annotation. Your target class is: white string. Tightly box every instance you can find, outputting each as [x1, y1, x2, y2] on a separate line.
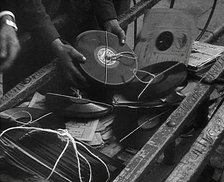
[132, 68, 155, 84]
[103, 31, 138, 85]
[137, 62, 181, 99]
[119, 109, 173, 143]
[0, 114, 110, 182]
[76, 141, 111, 182]
[104, 31, 109, 84]
[46, 137, 70, 180]
[9, 110, 33, 125]
[110, 51, 138, 61]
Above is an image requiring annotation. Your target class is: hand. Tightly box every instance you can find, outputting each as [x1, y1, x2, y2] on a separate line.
[0, 24, 20, 72]
[104, 19, 126, 44]
[51, 38, 88, 88]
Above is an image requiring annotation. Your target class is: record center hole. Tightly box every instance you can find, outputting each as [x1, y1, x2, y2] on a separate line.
[97, 48, 116, 65]
[155, 31, 174, 51]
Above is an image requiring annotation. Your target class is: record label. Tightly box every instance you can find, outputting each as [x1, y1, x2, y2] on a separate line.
[94, 46, 119, 68]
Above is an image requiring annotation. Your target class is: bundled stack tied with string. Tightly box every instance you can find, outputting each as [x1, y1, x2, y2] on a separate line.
[0, 129, 120, 182]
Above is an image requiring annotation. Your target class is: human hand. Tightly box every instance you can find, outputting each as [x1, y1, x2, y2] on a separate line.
[51, 38, 88, 87]
[104, 19, 126, 44]
[0, 23, 20, 72]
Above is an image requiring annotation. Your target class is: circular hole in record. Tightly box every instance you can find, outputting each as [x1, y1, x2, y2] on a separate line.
[155, 31, 174, 51]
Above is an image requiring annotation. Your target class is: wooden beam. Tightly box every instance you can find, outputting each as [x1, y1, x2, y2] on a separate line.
[0, 61, 57, 112]
[113, 56, 224, 182]
[118, 0, 162, 28]
[165, 99, 224, 182]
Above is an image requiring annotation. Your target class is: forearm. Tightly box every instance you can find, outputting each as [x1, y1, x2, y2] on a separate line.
[16, 0, 60, 46]
[90, 0, 117, 24]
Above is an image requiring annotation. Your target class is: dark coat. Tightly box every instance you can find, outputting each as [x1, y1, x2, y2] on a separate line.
[6, 0, 117, 47]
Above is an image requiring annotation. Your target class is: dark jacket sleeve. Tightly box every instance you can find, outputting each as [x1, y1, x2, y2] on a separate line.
[0, 0, 7, 11]
[15, 0, 60, 47]
[91, 0, 117, 24]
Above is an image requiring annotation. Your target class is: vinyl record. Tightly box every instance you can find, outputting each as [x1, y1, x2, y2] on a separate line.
[117, 61, 187, 101]
[74, 30, 137, 85]
[46, 92, 113, 118]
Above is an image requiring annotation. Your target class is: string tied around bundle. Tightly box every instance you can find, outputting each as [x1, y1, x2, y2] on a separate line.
[103, 31, 138, 84]
[0, 110, 110, 182]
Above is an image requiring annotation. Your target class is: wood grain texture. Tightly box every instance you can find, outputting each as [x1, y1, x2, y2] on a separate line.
[118, 0, 162, 28]
[166, 100, 224, 182]
[0, 61, 57, 112]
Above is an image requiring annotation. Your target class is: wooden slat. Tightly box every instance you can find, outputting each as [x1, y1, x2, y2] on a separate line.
[166, 100, 224, 182]
[118, 0, 162, 28]
[113, 56, 224, 182]
[0, 73, 3, 98]
[0, 60, 57, 112]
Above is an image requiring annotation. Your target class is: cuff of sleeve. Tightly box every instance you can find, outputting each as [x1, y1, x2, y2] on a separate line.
[0, 11, 16, 22]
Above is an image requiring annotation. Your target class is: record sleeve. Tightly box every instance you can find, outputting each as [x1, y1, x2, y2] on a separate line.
[134, 8, 195, 69]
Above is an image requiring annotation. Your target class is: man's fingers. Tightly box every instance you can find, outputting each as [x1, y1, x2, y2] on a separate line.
[104, 19, 126, 45]
[0, 35, 7, 58]
[0, 39, 20, 72]
[117, 28, 126, 44]
[69, 46, 86, 63]
[60, 51, 86, 83]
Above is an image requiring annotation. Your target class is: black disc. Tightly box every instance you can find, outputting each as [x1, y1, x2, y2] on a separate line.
[74, 30, 137, 86]
[117, 61, 187, 101]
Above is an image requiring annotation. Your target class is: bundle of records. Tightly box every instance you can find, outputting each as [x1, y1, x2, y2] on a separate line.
[0, 131, 123, 182]
[73, 30, 137, 86]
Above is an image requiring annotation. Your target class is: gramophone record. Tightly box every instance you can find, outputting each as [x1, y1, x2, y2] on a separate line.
[74, 30, 137, 85]
[117, 61, 187, 101]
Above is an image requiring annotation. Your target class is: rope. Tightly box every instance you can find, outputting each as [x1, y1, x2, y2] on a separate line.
[104, 31, 109, 84]
[137, 62, 181, 99]
[103, 31, 138, 84]
[0, 111, 110, 182]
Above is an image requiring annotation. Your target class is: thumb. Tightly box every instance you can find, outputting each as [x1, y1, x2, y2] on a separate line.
[116, 28, 126, 45]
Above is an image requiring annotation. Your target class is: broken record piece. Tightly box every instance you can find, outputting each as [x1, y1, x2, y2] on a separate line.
[46, 93, 113, 118]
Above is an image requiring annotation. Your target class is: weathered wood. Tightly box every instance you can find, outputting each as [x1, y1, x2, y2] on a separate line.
[0, 60, 57, 112]
[113, 55, 224, 182]
[166, 100, 224, 182]
[118, 0, 162, 28]
[0, 73, 3, 98]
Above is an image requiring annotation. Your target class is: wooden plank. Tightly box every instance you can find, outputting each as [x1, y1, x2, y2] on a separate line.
[0, 73, 3, 98]
[165, 100, 224, 182]
[113, 56, 224, 182]
[0, 60, 57, 112]
[118, 0, 162, 28]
